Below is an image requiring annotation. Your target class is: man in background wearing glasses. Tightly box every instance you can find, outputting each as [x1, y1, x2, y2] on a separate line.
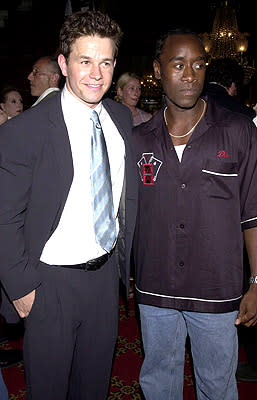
[28, 56, 61, 106]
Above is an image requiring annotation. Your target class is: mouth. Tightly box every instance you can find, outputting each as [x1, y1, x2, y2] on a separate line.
[180, 88, 196, 95]
[86, 84, 103, 90]
[180, 86, 199, 96]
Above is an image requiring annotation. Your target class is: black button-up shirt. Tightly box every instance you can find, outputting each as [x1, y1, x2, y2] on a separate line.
[132, 97, 257, 313]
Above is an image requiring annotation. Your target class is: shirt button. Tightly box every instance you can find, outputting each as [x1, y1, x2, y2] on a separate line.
[179, 261, 184, 267]
[180, 224, 184, 229]
[187, 145, 192, 149]
[181, 183, 186, 189]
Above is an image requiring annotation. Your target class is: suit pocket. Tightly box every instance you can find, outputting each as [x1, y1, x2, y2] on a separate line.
[26, 284, 43, 321]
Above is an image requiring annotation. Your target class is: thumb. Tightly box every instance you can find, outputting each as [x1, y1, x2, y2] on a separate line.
[235, 311, 242, 326]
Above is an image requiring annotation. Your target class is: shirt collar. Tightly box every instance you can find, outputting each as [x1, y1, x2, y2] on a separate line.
[61, 84, 102, 119]
[32, 87, 60, 107]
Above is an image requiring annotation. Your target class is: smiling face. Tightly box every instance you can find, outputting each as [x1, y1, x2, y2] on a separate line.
[1, 91, 23, 117]
[118, 77, 141, 107]
[58, 35, 116, 108]
[154, 34, 206, 109]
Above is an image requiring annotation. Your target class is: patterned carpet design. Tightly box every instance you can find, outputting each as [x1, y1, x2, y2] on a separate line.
[1, 295, 257, 399]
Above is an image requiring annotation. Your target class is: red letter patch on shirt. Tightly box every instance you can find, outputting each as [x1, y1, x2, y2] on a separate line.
[137, 153, 163, 185]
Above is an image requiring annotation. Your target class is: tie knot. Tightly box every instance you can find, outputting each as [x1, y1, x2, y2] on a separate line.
[91, 110, 101, 129]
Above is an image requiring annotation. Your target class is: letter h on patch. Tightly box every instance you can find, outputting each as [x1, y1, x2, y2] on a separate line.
[137, 152, 163, 185]
[142, 163, 154, 185]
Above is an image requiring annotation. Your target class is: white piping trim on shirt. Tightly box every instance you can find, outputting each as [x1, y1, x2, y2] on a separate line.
[135, 285, 242, 303]
[202, 169, 238, 177]
[241, 216, 257, 224]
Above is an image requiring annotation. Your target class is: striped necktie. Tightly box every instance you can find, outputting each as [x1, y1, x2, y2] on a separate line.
[90, 110, 117, 252]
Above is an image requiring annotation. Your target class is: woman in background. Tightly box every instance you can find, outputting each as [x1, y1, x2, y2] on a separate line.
[116, 72, 151, 126]
[0, 86, 23, 120]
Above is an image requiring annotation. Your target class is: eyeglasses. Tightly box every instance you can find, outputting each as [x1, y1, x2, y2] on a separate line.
[30, 68, 50, 77]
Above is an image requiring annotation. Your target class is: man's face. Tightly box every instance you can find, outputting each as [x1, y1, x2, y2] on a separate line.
[28, 58, 56, 97]
[58, 35, 116, 108]
[154, 34, 206, 109]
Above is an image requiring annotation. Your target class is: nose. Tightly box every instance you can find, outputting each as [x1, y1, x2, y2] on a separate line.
[90, 64, 102, 80]
[28, 71, 33, 81]
[182, 65, 195, 82]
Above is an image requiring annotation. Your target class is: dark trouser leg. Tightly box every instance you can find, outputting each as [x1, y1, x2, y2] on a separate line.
[68, 257, 119, 400]
[24, 256, 119, 400]
[241, 248, 257, 370]
[243, 325, 257, 370]
[23, 265, 75, 400]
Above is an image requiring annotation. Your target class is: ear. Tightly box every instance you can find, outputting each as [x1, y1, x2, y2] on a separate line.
[153, 60, 161, 80]
[58, 54, 68, 77]
[50, 73, 60, 86]
[0, 103, 6, 112]
[227, 82, 237, 97]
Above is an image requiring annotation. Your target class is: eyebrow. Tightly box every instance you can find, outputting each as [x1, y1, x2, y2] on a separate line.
[168, 55, 206, 62]
[79, 55, 114, 62]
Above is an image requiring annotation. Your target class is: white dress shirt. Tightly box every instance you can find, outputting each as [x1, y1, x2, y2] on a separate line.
[40, 85, 125, 265]
[31, 87, 60, 107]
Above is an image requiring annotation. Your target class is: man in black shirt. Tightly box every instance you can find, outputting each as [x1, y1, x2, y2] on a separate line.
[132, 29, 257, 400]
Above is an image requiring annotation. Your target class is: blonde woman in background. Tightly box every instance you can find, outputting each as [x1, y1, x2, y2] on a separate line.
[116, 72, 152, 126]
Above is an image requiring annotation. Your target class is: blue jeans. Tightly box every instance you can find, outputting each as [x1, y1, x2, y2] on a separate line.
[0, 369, 8, 399]
[139, 305, 238, 400]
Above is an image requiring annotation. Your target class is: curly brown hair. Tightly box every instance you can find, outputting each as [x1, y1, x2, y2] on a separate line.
[59, 10, 123, 60]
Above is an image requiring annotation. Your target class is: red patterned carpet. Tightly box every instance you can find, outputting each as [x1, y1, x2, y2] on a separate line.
[1, 295, 257, 399]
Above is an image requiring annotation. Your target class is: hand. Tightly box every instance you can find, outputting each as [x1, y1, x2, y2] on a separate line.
[235, 286, 257, 327]
[13, 290, 35, 318]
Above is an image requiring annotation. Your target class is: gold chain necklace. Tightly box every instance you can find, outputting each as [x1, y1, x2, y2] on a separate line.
[164, 99, 207, 138]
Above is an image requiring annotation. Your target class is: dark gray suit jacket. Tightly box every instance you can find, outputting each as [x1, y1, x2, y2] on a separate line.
[0, 93, 137, 301]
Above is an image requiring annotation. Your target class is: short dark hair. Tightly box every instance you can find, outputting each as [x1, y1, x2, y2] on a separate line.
[154, 28, 207, 62]
[59, 10, 123, 60]
[206, 58, 244, 88]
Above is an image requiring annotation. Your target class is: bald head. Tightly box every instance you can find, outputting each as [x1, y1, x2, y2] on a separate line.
[28, 56, 61, 97]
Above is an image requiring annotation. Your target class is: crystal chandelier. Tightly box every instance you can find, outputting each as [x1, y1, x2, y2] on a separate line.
[200, 0, 249, 61]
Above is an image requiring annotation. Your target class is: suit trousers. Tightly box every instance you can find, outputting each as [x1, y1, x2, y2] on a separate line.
[23, 254, 119, 400]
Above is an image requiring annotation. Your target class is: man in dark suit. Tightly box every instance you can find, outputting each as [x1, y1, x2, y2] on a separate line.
[0, 10, 137, 400]
[203, 57, 256, 119]
[27, 56, 62, 106]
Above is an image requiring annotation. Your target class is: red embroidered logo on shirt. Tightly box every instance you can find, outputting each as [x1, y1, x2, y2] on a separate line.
[217, 150, 230, 158]
[137, 153, 163, 185]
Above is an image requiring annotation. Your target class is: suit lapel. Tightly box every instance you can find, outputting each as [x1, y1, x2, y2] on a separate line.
[48, 94, 74, 202]
[103, 99, 138, 288]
